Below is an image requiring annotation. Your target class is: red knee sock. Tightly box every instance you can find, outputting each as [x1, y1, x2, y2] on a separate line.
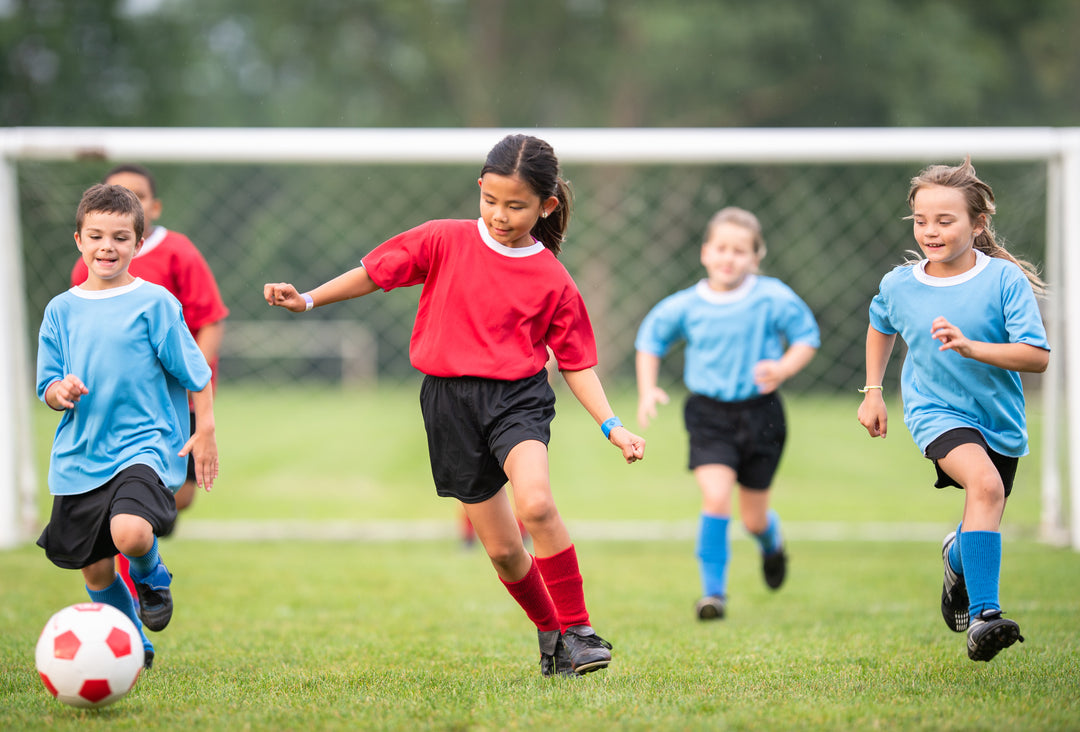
[535, 545, 590, 630]
[500, 557, 559, 632]
[116, 553, 138, 601]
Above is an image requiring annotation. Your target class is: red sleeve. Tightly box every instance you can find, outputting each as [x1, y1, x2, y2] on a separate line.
[361, 221, 437, 291]
[546, 285, 598, 371]
[167, 234, 229, 332]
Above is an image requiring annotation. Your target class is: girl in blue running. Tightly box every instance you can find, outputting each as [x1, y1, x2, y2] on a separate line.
[636, 207, 819, 621]
[857, 158, 1049, 663]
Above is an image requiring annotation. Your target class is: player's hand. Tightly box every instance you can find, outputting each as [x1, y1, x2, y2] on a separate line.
[753, 360, 787, 394]
[46, 375, 89, 410]
[931, 316, 973, 358]
[180, 430, 219, 491]
[263, 282, 305, 312]
[636, 387, 669, 428]
[610, 426, 646, 464]
[857, 391, 888, 438]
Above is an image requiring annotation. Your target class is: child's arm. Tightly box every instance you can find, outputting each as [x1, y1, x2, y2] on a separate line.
[562, 367, 646, 464]
[931, 316, 1050, 373]
[753, 343, 817, 394]
[635, 351, 669, 428]
[179, 385, 218, 491]
[43, 375, 89, 411]
[195, 320, 225, 367]
[264, 266, 380, 312]
[857, 326, 896, 438]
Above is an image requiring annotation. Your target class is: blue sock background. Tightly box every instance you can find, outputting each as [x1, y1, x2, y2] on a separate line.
[948, 522, 963, 574]
[959, 530, 1002, 617]
[124, 535, 160, 579]
[752, 509, 782, 555]
[696, 514, 730, 597]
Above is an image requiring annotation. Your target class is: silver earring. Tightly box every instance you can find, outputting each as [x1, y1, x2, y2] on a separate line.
[542, 212, 549, 218]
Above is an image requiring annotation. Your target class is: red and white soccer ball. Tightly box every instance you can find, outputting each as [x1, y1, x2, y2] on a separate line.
[35, 603, 144, 708]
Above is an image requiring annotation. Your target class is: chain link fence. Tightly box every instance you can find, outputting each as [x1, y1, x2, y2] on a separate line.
[15, 158, 1049, 394]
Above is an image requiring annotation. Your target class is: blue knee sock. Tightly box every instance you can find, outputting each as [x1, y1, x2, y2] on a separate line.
[696, 514, 730, 597]
[87, 574, 153, 656]
[948, 522, 963, 575]
[124, 536, 160, 579]
[752, 510, 783, 555]
[958, 530, 1001, 618]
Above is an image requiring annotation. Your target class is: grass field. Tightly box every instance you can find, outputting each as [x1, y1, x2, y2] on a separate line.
[2, 385, 1078, 731]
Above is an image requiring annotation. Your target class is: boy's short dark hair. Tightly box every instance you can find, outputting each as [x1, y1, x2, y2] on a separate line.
[76, 183, 145, 241]
[103, 163, 157, 197]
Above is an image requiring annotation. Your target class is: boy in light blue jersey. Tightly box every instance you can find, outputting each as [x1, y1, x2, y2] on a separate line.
[636, 207, 819, 621]
[858, 158, 1049, 663]
[36, 183, 219, 670]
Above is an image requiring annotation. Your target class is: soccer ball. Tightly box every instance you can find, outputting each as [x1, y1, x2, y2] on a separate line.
[35, 603, 144, 708]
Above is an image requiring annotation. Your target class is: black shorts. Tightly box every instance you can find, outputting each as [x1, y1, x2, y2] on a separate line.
[419, 369, 555, 504]
[684, 392, 786, 490]
[36, 464, 178, 570]
[924, 428, 1018, 498]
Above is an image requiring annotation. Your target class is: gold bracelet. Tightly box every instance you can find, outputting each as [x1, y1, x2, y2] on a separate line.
[858, 385, 883, 393]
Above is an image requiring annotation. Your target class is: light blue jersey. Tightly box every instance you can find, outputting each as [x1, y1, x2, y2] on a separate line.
[868, 250, 1049, 457]
[37, 279, 212, 495]
[635, 275, 820, 402]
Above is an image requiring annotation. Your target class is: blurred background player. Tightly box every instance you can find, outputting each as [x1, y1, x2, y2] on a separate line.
[857, 158, 1049, 662]
[70, 164, 229, 611]
[635, 207, 818, 621]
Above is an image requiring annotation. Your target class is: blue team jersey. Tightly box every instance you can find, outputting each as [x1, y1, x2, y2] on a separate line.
[635, 275, 820, 402]
[868, 250, 1049, 457]
[36, 279, 212, 495]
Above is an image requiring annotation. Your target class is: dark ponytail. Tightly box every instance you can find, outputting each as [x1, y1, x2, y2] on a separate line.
[481, 134, 572, 256]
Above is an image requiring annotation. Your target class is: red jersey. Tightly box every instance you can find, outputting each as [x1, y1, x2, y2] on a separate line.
[71, 227, 229, 374]
[362, 218, 598, 379]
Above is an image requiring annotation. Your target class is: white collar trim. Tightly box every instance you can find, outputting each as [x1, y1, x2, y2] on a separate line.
[913, 249, 990, 286]
[136, 226, 167, 257]
[70, 277, 146, 299]
[695, 274, 757, 304]
[476, 218, 545, 258]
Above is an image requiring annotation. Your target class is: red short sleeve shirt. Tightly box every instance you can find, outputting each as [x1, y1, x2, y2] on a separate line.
[362, 218, 597, 379]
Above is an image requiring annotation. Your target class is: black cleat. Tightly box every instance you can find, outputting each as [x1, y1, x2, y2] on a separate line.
[940, 532, 969, 632]
[762, 547, 787, 590]
[561, 625, 612, 675]
[538, 629, 576, 678]
[967, 609, 1024, 662]
[132, 562, 173, 632]
[695, 595, 726, 621]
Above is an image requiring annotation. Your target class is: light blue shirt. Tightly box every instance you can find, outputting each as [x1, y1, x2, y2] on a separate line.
[37, 279, 212, 495]
[635, 275, 820, 402]
[868, 250, 1049, 457]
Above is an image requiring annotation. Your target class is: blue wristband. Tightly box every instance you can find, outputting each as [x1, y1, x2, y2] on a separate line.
[601, 416, 623, 440]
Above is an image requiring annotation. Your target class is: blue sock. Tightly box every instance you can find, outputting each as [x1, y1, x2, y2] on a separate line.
[752, 510, 783, 555]
[87, 574, 153, 656]
[948, 523, 963, 575]
[696, 514, 730, 597]
[958, 530, 1002, 618]
[124, 536, 160, 580]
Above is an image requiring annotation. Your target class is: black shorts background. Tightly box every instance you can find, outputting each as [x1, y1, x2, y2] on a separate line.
[420, 369, 555, 504]
[925, 427, 1018, 498]
[683, 392, 787, 490]
[37, 464, 177, 569]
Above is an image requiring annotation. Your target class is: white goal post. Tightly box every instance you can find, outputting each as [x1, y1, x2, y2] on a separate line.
[2, 126, 1078, 550]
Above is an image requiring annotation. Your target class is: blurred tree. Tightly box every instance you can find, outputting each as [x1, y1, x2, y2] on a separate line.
[2, 0, 1078, 128]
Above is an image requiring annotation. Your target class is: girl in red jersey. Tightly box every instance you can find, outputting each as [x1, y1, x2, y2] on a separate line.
[264, 134, 645, 677]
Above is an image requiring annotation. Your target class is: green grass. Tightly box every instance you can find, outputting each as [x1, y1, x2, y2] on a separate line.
[5, 385, 1078, 731]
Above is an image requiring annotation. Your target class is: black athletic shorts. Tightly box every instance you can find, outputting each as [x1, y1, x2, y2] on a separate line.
[683, 392, 786, 490]
[924, 427, 1018, 498]
[419, 369, 556, 504]
[37, 464, 178, 570]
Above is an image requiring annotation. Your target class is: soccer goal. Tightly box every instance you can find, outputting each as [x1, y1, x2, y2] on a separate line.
[2, 126, 1078, 549]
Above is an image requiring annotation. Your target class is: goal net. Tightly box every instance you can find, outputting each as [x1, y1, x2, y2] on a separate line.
[2, 127, 1077, 548]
